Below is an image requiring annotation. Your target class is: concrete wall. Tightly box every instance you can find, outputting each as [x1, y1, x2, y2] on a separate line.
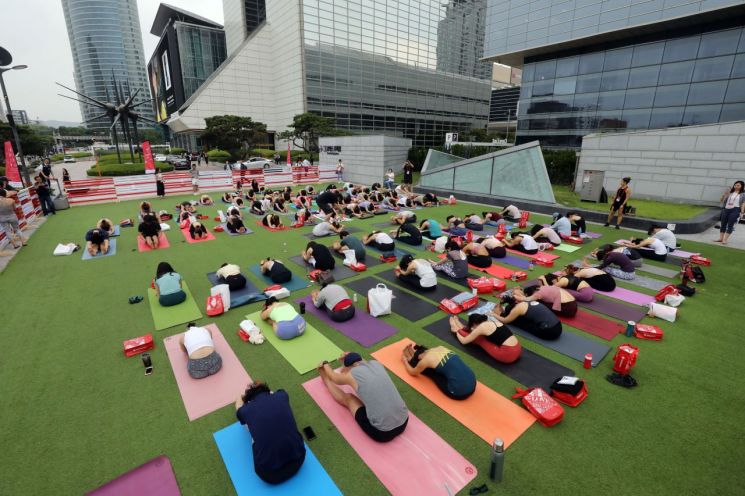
[577, 120, 745, 205]
[318, 135, 412, 186]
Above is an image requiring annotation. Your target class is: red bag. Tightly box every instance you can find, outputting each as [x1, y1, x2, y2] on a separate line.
[123, 333, 154, 357]
[213, 225, 224, 232]
[439, 298, 462, 315]
[380, 255, 397, 263]
[206, 294, 225, 316]
[120, 218, 133, 227]
[563, 236, 584, 245]
[465, 230, 474, 243]
[533, 254, 554, 267]
[237, 328, 250, 342]
[655, 284, 679, 302]
[518, 211, 530, 228]
[690, 254, 710, 266]
[634, 324, 664, 341]
[551, 382, 588, 407]
[468, 277, 494, 294]
[497, 223, 507, 235]
[452, 291, 479, 311]
[512, 387, 564, 427]
[349, 262, 367, 272]
[491, 278, 506, 292]
[263, 284, 282, 293]
[308, 269, 322, 281]
[613, 343, 639, 375]
[510, 271, 528, 282]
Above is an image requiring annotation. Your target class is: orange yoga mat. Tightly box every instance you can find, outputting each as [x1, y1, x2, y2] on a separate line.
[371, 338, 535, 448]
[137, 233, 170, 252]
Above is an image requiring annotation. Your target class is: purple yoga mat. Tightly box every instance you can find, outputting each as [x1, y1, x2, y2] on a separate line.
[670, 247, 699, 258]
[500, 254, 533, 270]
[598, 286, 656, 306]
[87, 456, 180, 496]
[579, 296, 648, 322]
[584, 232, 602, 239]
[295, 295, 398, 347]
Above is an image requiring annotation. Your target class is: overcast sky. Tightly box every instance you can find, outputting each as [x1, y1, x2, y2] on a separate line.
[1, 0, 224, 124]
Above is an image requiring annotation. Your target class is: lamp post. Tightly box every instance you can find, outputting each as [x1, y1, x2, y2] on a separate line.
[0, 46, 31, 187]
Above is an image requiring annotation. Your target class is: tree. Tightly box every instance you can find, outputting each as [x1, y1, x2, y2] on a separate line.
[200, 115, 267, 157]
[277, 112, 340, 153]
[139, 127, 166, 145]
[0, 122, 55, 158]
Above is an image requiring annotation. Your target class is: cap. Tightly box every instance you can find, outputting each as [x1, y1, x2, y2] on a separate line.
[343, 352, 362, 367]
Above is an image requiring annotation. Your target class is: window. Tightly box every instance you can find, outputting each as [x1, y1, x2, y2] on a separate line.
[600, 70, 629, 91]
[654, 84, 689, 107]
[724, 78, 745, 103]
[624, 88, 655, 108]
[573, 92, 598, 111]
[575, 73, 601, 93]
[555, 56, 579, 77]
[687, 81, 728, 105]
[631, 42, 665, 67]
[698, 29, 741, 57]
[534, 60, 557, 80]
[603, 47, 633, 71]
[532, 80, 554, 97]
[627, 65, 660, 88]
[553, 77, 576, 95]
[733, 54, 745, 78]
[622, 109, 652, 129]
[658, 60, 694, 85]
[649, 107, 684, 128]
[597, 90, 626, 110]
[663, 36, 700, 63]
[578, 52, 604, 74]
[682, 105, 722, 126]
[720, 103, 745, 122]
[692, 55, 735, 82]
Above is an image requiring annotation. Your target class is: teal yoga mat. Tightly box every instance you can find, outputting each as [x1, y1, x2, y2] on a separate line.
[81, 238, 117, 260]
[247, 264, 311, 292]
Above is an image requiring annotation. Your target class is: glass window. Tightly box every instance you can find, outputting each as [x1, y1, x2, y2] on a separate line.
[534, 60, 557, 80]
[628, 65, 660, 88]
[698, 29, 741, 57]
[600, 70, 629, 91]
[733, 54, 745, 78]
[455, 158, 493, 194]
[649, 107, 685, 128]
[663, 36, 700, 63]
[682, 105, 722, 126]
[420, 168, 454, 189]
[522, 63, 535, 82]
[576, 73, 601, 93]
[692, 55, 735, 82]
[490, 147, 555, 202]
[631, 42, 665, 67]
[724, 78, 745, 103]
[578, 52, 604, 74]
[556, 56, 579, 77]
[720, 103, 745, 122]
[624, 88, 655, 108]
[603, 47, 633, 71]
[597, 90, 626, 110]
[654, 84, 689, 107]
[658, 60, 694, 85]
[532, 80, 554, 97]
[554, 77, 576, 95]
[597, 112, 625, 129]
[573, 92, 598, 111]
[687, 81, 729, 105]
[622, 109, 652, 129]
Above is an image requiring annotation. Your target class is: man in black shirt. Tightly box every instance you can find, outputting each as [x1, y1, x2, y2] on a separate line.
[34, 175, 56, 215]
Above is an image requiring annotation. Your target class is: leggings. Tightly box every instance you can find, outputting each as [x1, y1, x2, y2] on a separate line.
[467, 254, 492, 268]
[556, 300, 578, 318]
[221, 274, 247, 291]
[432, 260, 458, 279]
[719, 207, 740, 234]
[276, 316, 307, 339]
[637, 248, 667, 262]
[458, 328, 521, 364]
[486, 246, 507, 258]
[160, 290, 187, 307]
[370, 241, 395, 253]
[584, 273, 616, 292]
[605, 266, 635, 280]
[397, 272, 436, 291]
[622, 248, 644, 267]
[465, 222, 483, 231]
[513, 244, 538, 255]
[255, 454, 306, 485]
[420, 367, 474, 400]
[449, 226, 468, 236]
[327, 304, 355, 322]
[396, 233, 422, 246]
[513, 317, 563, 340]
[566, 286, 594, 302]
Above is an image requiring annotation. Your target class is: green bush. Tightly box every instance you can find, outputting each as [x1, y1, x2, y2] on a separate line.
[170, 147, 186, 155]
[86, 161, 172, 177]
[51, 151, 92, 161]
[251, 148, 276, 158]
[0, 166, 5, 176]
[542, 149, 577, 186]
[207, 149, 232, 162]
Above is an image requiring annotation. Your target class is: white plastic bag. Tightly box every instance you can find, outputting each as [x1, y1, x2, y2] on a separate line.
[240, 319, 264, 345]
[159, 222, 171, 231]
[664, 293, 685, 307]
[342, 249, 357, 266]
[211, 284, 231, 311]
[367, 283, 393, 317]
[647, 302, 677, 322]
[53, 243, 76, 256]
[218, 210, 227, 223]
[265, 287, 290, 299]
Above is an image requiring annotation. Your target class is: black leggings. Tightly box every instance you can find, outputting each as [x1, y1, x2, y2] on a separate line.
[486, 246, 506, 258]
[327, 304, 355, 322]
[513, 244, 538, 255]
[514, 318, 563, 340]
[370, 241, 395, 252]
[584, 273, 616, 292]
[465, 222, 483, 231]
[467, 254, 492, 268]
[221, 274, 247, 291]
[397, 272, 436, 291]
[396, 234, 422, 246]
[419, 366, 474, 400]
[269, 265, 292, 284]
[254, 454, 306, 485]
[637, 248, 667, 262]
[404, 214, 417, 224]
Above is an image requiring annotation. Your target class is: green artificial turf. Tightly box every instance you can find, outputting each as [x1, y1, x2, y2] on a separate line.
[1, 188, 744, 495]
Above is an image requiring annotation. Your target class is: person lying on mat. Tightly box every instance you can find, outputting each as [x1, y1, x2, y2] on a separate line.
[649, 224, 677, 252]
[260, 258, 293, 284]
[503, 231, 539, 255]
[563, 264, 616, 292]
[618, 236, 668, 262]
[543, 273, 594, 302]
[391, 210, 416, 225]
[476, 235, 507, 258]
[516, 284, 578, 318]
[138, 214, 162, 249]
[463, 241, 492, 268]
[530, 225, 562, 247]
[179, 323, 223, 379]
[235, 381, 306, 485]
[216, 262, 247, 291]
[233, 197, 246, 209]
[262, 214, 283, 229]
[189, 220, 208, 240]
[430, 239, 469, 279]
[96, 218, 116, 236]
[419, 218, 443, 239]
[200, 195, 213, 206]
[445, 215, 468, 237]
[464, 213, 484, 231]
[312, 220, 343, 237]
[154, 262, 187, 306]
[589, 245, 636, 280]
[333, 231, 366, 261]
[494, 293, 562, 340]
[249, 199, 265, 216]
[260, 298, 307, 339]
[363, 231, 396, 253]
[567, 212, 586, 235]
[449, 314, 522, 364]
[402, 342, 476, 400]
[500, 205, 521, 222]
[483, 211, 504, 226]
[395, 254, 437, 291]
[391, 222, 423, 246]
[550, 212, 572, 237]
[85, 228, 110, 256]
[317, 352, 409, 442]
[302, 241, 335, 271]
[312, 283, 356, 322]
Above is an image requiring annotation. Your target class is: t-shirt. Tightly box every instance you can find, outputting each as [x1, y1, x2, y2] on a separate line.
[413, 260, 437, 287]
[270, 303, 299, 322]
[520, 235, 538, 251]
[216, 264, 241, 278]
[426, 219, 442, 237]
[236, 391, 306, 473]
[138, 221, 161, 237]
[725, 192, 743, 209]
[85, 229, 109, 243]
[341, 236, 366, 260]
[312, 222, 335, 237]
[350, 361, 408, 431]
[535, 285, 564, 311]
[400, 210, 415, 219]
[551, 217, 572, 236]
[468, 215, 482, 224]
[647, 237, 668, 255]
[541, 228, 561, 245]
[156, 272, 182, 296]
[598, 252, 635, 273]
[313, 284, 349, 310]
[309, 242, 335, 270]
[504, 205, 520, 218]
[653, 229, 677, 251]
[316, 190, 337, 206]
[183, 326, 213, 355]
[373, 232, 394, 245]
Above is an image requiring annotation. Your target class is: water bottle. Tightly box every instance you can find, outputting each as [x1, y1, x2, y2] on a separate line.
[353, 293, 358, 303]
[528, 261, 534, 271]
[489, 438, 504, 482]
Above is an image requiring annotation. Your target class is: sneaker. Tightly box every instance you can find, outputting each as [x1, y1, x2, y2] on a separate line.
[603, 223, 609, 227]
[606, 372, 638, 388]
[615, 225, 620, 230]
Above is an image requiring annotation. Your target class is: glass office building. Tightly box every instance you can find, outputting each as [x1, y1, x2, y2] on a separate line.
[483, 0, 745, 147]
[62, 0, 153, 131]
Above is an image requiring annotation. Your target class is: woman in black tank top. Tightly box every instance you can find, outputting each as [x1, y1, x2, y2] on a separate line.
[449, 314, 522, 364]
[606, 177, 631, 229]
[494, 295, 562, 340]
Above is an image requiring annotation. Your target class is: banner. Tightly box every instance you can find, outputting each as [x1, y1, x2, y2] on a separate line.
[286, 142, 291, 166]
[142, 141, 155, 174]
[4, 141, 22, 187]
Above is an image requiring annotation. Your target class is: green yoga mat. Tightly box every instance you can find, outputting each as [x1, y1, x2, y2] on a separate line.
[147, 283, 203, 331]
[245, 311, 343, 374]
[554, 244, 582, 253]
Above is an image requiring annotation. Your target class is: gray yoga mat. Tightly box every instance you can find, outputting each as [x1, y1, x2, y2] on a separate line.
[375, 269, 464, 303]
[423, 317, 574, 391]
[623, 274, 669, 291]
[345, 277, 438, 322]
[638, 264, 679, 278]
[288, 255, 358, 283]
[302, 225, 361, 239]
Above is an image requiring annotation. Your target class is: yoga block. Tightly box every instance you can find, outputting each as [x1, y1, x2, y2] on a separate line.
[123, 333, 154, 357]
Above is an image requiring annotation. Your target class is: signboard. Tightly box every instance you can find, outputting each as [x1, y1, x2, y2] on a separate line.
[148, 42, 177, 123]
[142, 141, 156, 174]
[4, 141, 22, 187]
[445, 132, 458, 144]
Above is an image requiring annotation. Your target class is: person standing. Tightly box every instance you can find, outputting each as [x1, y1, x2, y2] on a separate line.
[203, 151, 209, 164]
[40, 158, 54, 186]
[336, 159, 344, 182]
[605, 177, 631, 229]
[402, 161, 414, 191]
[62, 168, 71, 183]
[715, 180, 745, 245]
[34, 176, 56, 216]
[190, 164, 199, 194]
[0, 189, 25, 248]
[156, 168, 165, 198]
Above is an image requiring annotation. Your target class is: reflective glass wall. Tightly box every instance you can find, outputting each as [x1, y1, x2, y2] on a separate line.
[175, 23, 227, 101]
[301, 0, 492, 146]
[516, 25, 745, 148]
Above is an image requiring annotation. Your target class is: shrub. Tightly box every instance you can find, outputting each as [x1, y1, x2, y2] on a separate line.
[542, 149, 577, 186]
[250, 148, 277, 158]
[86, 161, 172, 177]
[50, 151, 93, 161]
[0, 166, 5, 176]
[207, 149, 232, 162]
[170, 147, 186, 155]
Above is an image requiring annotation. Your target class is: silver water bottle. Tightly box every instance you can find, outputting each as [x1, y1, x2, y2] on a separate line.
[489, 438, 504, 482]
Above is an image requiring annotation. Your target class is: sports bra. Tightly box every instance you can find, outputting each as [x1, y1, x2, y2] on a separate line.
[485, 324, 514, 346]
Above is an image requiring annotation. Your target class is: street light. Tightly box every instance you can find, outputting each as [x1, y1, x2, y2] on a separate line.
[0, 46, 31, 187]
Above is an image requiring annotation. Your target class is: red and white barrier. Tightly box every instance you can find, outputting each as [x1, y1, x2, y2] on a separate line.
[115, 175, 157, 200]
[66, 177, 117, 206]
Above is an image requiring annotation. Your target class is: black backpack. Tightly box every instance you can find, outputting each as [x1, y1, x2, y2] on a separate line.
[681, 261, 705, 284]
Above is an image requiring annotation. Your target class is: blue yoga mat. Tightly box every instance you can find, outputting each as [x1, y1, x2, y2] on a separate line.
[214, 422, 342, 496]
[206, 272, 267, 307]
[499, 254, 532, 270]
[81, 238, 117, 260]
[247, 264, 311, 292]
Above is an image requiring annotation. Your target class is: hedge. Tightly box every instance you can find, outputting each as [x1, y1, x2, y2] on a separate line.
[249, 148, 318, 161]
[170, 147, 186, 155]
[542, 150, 577, 186]
[86, 161, 172, 177]
[207, 149, 231, 162]
[51, 151, 93, 161]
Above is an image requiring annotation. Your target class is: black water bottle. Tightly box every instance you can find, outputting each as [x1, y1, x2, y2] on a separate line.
[489, 438, 504, 482]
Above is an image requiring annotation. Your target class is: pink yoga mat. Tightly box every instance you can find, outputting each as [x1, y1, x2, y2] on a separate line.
[87, 455, 180, 496]
[164, 324, 251, 421]
[303, 376, 477, 495]
[615, 240, 699, 258]
[137, 233, 170, 252]
[180, 227, 216, 243]
[599, 286, 656, 306]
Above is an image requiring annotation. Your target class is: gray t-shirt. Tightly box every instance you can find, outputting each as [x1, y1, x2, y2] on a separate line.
[351, 361, 408, 431]
[341, 236, 366, 260]
[312, 222, 335, 237]
[313, 284, 349, 310]
[551, 216, 572, 236]
[653, 229, 676, 251]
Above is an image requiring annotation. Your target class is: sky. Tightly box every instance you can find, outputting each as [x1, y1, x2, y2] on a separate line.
[1, 0, 224, 124]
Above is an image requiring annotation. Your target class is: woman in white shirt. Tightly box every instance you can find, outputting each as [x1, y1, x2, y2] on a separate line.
[363, 230, 395, 252]
[395, 254, 437, 291]
[620, 236, 668, 262]
[504, 232, 539, 255]
[716, 181, 745, 245]
[384, 168, 395, 190]
[179, 323, 223, 379]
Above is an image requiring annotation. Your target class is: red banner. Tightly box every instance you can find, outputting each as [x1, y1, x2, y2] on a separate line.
[4, 141, 22, 187]
[142, 141, 155, 174]
[286, 142, 291, 165]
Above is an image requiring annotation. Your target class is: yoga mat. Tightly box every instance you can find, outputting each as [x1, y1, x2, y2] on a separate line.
[86, 455, 180, 496]
[288, 255, 358, 282]
[180, 227, 216, 243]
[579, 296, 648, 322]
[331, 248, 383, 268]
[614, 240, 699, 261]
[111, 225, 121, 237]
[147, 283, 203, 331]
[256, 220, 289, 232]
[247, 264, 311, 292]
[505, 247, 560, 261]
[219, 224, 254, 236]
[206, 272, 267, 308]
[623, 274, 669, 291]
[500, 254, 533, 270]
[303, 376, 477, 496]
[246, 311, 343, 374]
[214, 422, 341, 496]
[303, 226, 361, 239]
[295, 295, 398, 347]
[375, 269, 462, 303]
[585, 231, 602, 239]
[558, 309, 624, 341]
[639, 264, 679, 278]
[81, 238, 117, 260]
[366, 243, 414, 260]
[554, 244, 582, 253]
[137, 233, 170, 252]
[438, 254, 514, 279]
[345, 277, 438, 322]
[372, 338, 535, 448]
[423, 317, 574, 391]
[164, 324, 250, 421]
[599, 286, 656, 306]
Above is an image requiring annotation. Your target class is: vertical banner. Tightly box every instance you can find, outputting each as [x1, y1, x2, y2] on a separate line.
[4, 141, 22, 187]
[286, 142, 291, 166]
[142, 141, 155, 174]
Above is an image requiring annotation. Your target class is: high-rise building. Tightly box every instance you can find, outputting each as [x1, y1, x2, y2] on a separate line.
[168, 0, 492, 147]
[61, 0, 153, 132]
[436, 0, 493, 80]
[483, 1, 745, 148]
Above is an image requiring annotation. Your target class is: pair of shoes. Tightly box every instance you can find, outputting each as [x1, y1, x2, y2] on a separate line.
[128, 295, 144, 304]
[606, 372, 638, 388]
[615, 225, 620, 230]
[603, 223, 609, 227]
[469, 484, 489, 495]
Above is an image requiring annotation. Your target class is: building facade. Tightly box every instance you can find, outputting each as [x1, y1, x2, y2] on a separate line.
[168, 0, 493, 147]
[483, 0, 745, 148]
[10, 110, 29, 126]
[61, 0, 153, 132]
